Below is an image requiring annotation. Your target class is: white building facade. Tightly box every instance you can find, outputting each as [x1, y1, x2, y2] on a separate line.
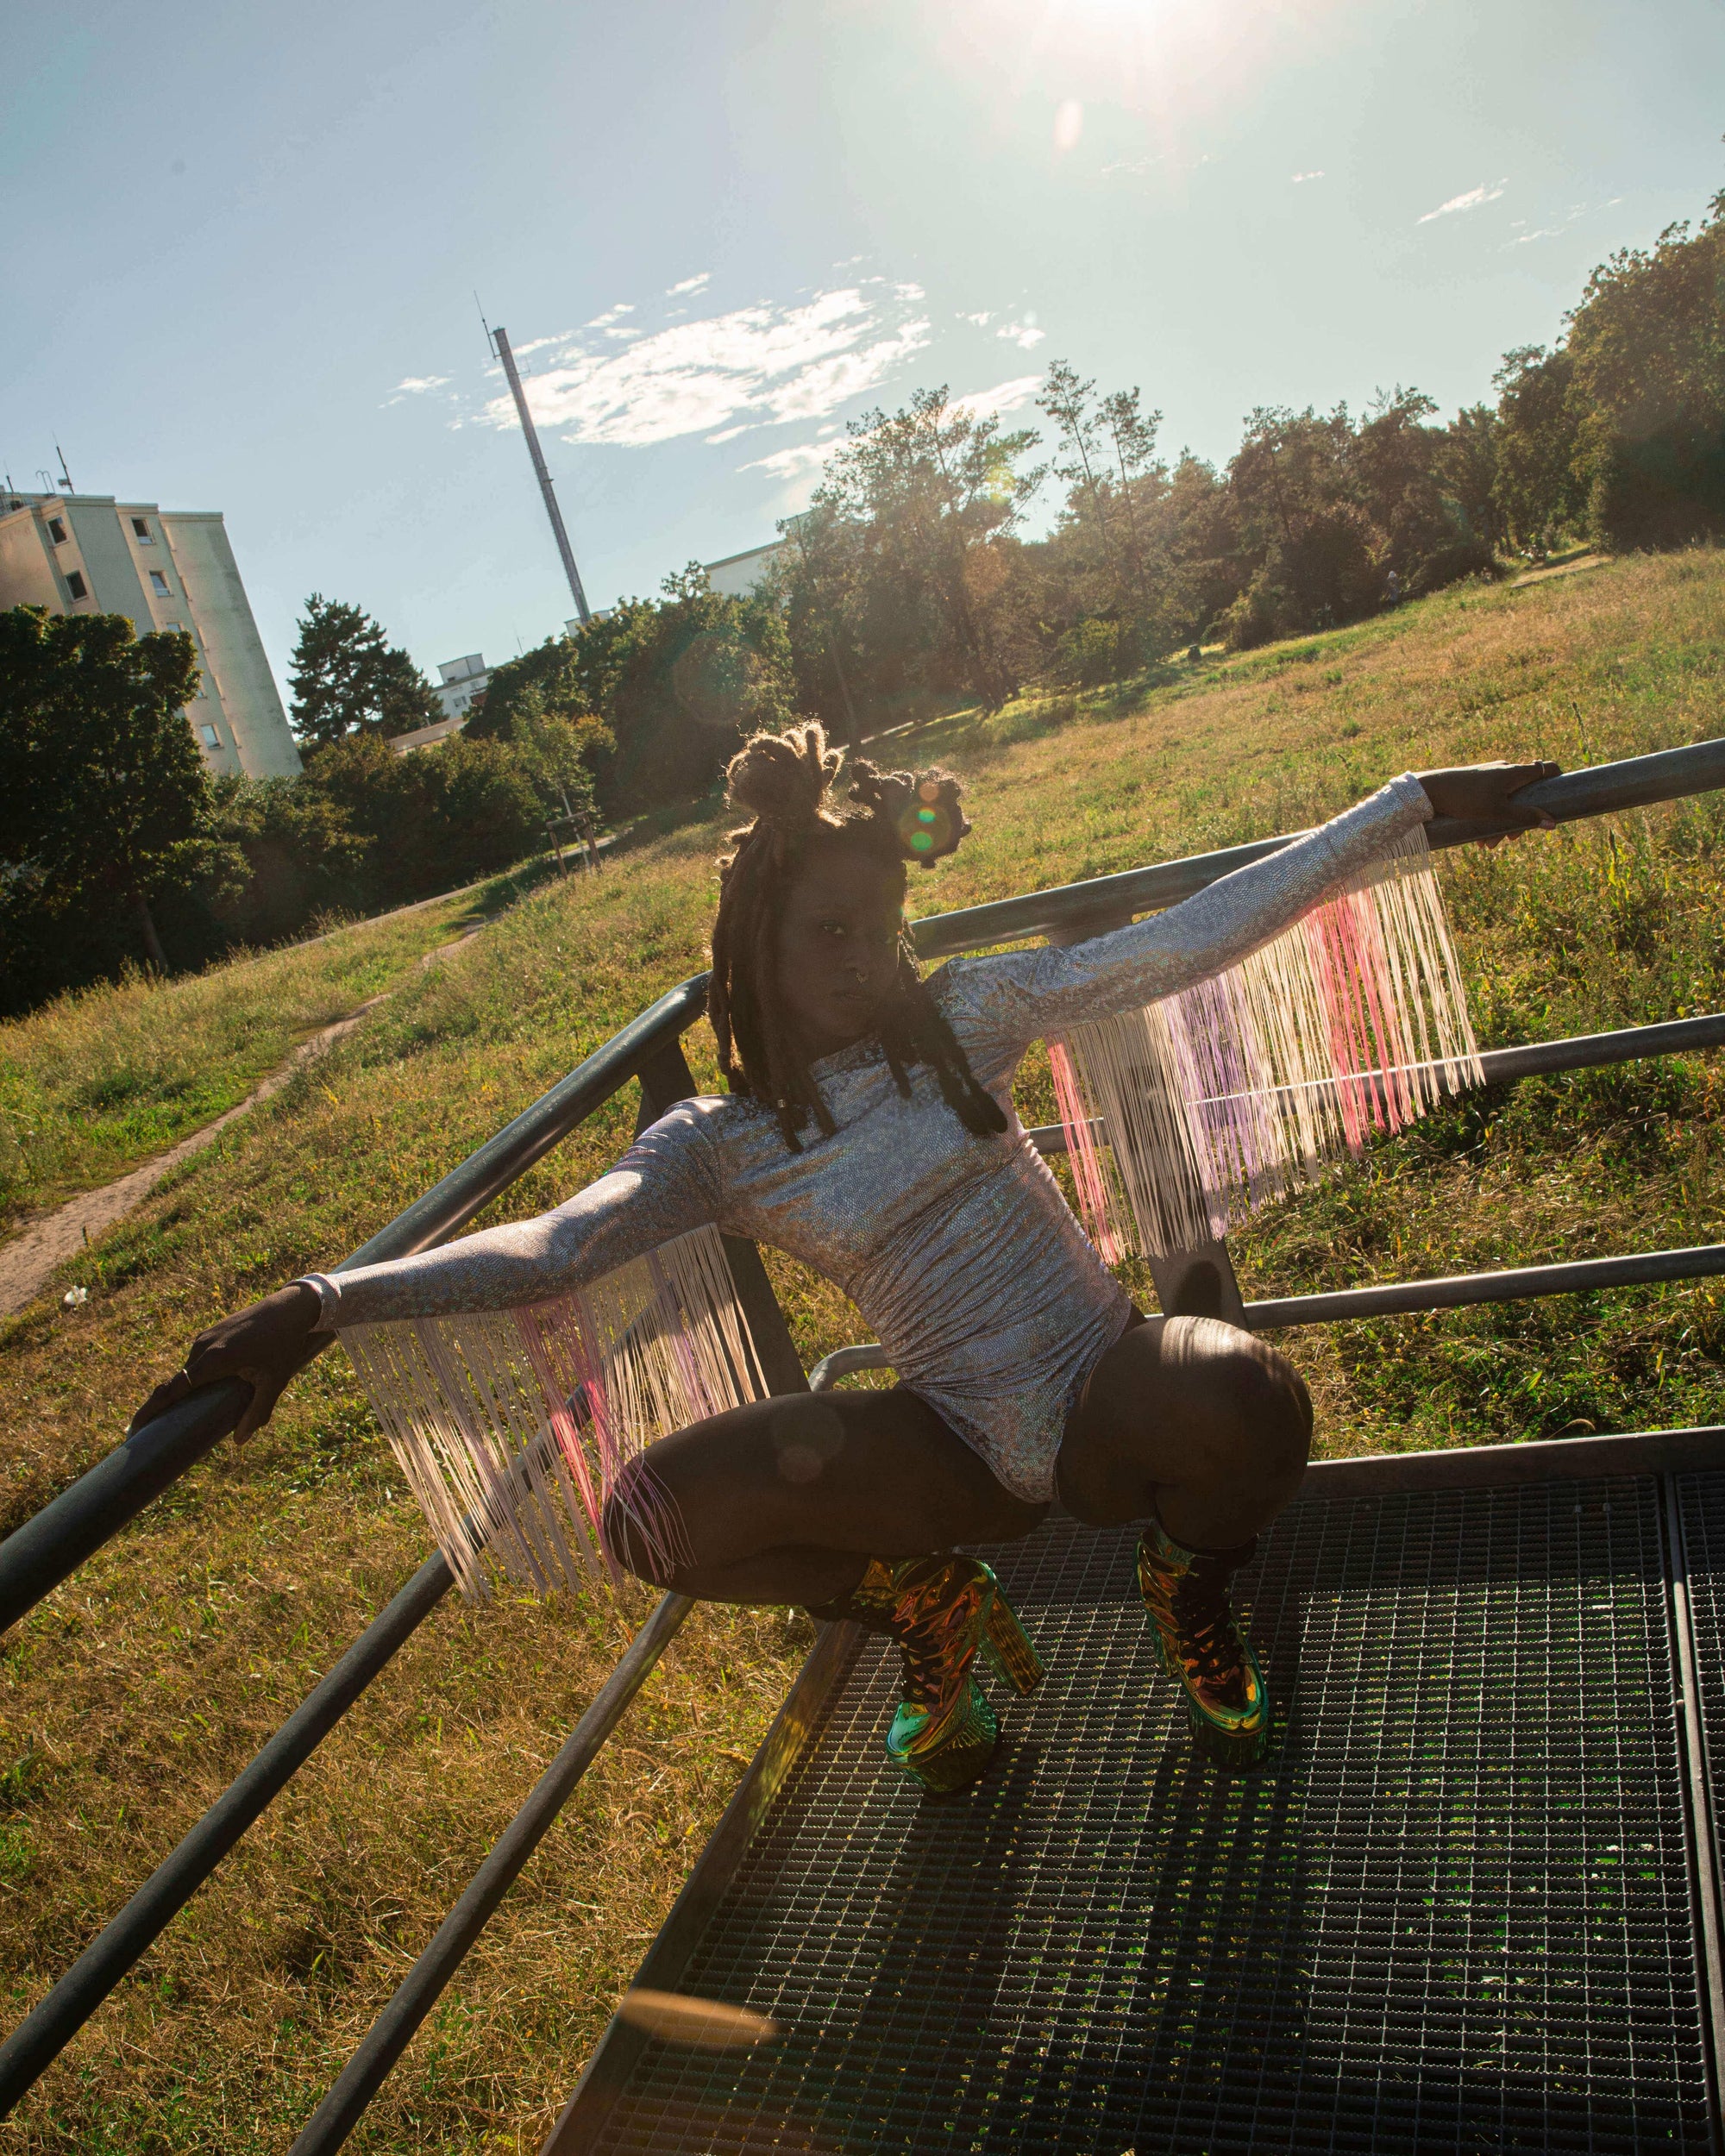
[703, 539, 787, 600]
[434, 652, 490, 723]
[0, 489, 301, 779]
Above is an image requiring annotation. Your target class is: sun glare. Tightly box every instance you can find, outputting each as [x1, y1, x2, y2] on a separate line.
[932, 0, 1334, 147]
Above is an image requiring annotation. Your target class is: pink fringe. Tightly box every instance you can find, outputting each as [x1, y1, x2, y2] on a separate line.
[1049, 1039, 1123, 1265]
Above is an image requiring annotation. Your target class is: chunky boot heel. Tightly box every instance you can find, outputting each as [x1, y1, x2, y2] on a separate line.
[980, 1587, 1044, 1696]
[807, 1552, 1039, 1796]
[1137, 1519, 1271, 1770]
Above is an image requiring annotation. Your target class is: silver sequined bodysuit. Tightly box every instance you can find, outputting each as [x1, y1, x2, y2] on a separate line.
[304, 776, 1432, 1501]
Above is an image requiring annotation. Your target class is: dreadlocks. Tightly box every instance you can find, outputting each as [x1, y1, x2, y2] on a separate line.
[708, 722, 1009, 1151]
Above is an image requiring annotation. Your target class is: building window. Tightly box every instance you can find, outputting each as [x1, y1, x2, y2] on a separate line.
[131, 516, 154, 542]
[199, 723, 221, 749]
[47, 517, 66, 544]
[148, 569, 171, 596]
[65, 570, 87, 599]
[165, 619, 184, 632]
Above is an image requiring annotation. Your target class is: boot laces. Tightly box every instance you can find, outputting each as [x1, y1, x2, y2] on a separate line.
[1170, 1563, 1248, 1689]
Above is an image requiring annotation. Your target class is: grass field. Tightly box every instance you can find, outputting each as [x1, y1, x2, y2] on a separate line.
[0, 867, 562, 1241]
[3, 549, 1724, 2151]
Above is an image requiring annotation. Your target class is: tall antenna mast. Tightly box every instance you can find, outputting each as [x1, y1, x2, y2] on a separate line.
[489, 323, 591, 626]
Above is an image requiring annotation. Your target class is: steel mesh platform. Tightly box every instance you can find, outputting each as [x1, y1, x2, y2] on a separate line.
[1678, 1473, 1725, 1932]
[567, 1479, 1716, 2153]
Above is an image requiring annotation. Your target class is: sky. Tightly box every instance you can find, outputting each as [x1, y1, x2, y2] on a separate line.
[3, 0, 1722, 698]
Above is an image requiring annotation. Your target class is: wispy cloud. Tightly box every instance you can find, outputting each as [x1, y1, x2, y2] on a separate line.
[481, 285, 932, 449]
[666, 273, 711, 296]
[382, 374, 449, 406]
[1291, 169, 1325, 185]
[1509, 197, 1624, 247]
[740, 437, 847, 482]
[996, 318, 1045, 351]
[1418, 179, 1508, 224]
[950, 375, 1044, 423]
[960, 310, 994, 328]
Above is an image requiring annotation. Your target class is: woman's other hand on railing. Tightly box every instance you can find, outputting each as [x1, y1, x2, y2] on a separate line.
[1414, 760, 1562, 838]
[129, 1282, 323, 1444]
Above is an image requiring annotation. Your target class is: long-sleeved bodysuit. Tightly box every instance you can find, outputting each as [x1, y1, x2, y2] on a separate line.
[302, 775, 1433, 1502]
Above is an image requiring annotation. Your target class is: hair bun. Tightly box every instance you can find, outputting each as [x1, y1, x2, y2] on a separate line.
[848, 761, 971, 869]
[724, 724, 842, 830]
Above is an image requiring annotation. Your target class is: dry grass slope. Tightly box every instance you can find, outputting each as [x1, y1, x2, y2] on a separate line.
[0, 871, 551, 1240]
[3, 550, 1724, 2150]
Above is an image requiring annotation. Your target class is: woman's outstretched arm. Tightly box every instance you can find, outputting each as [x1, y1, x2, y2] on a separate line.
[945, 761, 1556, 1054]
[130, 1102, 724, 1442]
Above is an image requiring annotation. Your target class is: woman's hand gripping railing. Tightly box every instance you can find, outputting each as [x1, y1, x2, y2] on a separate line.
[0, 976, 711, 1639]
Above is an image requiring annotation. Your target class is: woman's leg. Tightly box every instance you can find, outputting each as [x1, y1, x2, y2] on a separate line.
[1056, 1313, 1312, 1547]
[603, 1387, 1048, 1606]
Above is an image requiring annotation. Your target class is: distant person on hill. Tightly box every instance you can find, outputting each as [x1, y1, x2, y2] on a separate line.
[135, 729, 1555, 1794]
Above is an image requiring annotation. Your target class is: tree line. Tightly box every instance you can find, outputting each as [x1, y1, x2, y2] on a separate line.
[3, 179, 1721, 1013]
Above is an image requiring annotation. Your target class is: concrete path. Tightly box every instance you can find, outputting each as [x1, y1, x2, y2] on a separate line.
[0, 929, 486, 1318]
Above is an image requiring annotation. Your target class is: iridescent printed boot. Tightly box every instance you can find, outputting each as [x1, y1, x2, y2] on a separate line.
[1137, 1518, 1270, 1768]
[810, 1553, 1044, 1796]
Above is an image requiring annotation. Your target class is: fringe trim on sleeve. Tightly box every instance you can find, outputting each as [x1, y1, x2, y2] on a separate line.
[1051, 825, 1483, 1257]
[339, 1225, 764, 1602]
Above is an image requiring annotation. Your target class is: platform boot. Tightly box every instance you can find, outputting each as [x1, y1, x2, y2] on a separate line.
[1137, 1518, 1270, 1767]
[810, 1554, 1044, 1796]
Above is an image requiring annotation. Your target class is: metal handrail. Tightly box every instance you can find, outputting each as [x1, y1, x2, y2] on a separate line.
[0, 1552, 456, 2112]
[5, 740, 1719, 1635]
[1245, 1241, 1725, 1330]
[809, 1241, 1725, 1388]
[0, 978, 710, 1638]
[913, 736, 1725, 956]
[285, 1592, 694, 2156]
[1024, 1010, 1725, 1157]
[4, 737, 1724, 2128]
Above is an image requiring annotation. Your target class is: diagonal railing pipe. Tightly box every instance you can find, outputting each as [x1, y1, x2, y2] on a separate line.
[0, 1551, 455, 2114]
[0, 979, 710, 1639]
[913, 736, 1725, 956]
[285, 1591, 695, 2156]
[1023, 1011, 1725, 1157]
[3, 736, 1723, 2129]
[6, 742, 1722, 1637]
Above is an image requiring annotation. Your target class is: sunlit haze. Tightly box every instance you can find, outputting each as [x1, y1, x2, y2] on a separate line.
[4, 0, 1720, 686]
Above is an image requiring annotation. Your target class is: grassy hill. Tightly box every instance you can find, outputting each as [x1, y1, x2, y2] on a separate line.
[3, 549, 1724, 2151]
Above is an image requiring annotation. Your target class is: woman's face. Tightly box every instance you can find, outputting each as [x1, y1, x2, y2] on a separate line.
[772, 842, 906, 1064]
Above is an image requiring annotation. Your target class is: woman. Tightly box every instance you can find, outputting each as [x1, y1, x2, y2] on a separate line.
[134, 730, 1554, 1792]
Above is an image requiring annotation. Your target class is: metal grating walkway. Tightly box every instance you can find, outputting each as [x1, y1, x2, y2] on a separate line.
[566, 1478, 1719, 2154]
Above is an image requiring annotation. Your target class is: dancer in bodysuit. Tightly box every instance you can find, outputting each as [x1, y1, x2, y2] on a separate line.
[134, 729, 1554, 1789]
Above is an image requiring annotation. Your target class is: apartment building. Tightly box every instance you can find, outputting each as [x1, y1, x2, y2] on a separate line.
[0, 489, 301, 779]
[435, 651, 490, 722]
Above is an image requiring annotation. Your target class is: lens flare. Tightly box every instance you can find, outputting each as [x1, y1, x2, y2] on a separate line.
[618, 1988, 780, 2049]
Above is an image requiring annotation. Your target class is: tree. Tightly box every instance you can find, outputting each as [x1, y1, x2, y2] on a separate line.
[0, 605, 217, 982]
[813, 387, 1045, 711]
[1490, 347, 1584, 553]
[1565, 194, 1725, 549]
[505, 684, 612, 830]
[299, 731, 544, 908]
[1099, 385, 1166, 612]
[1038, 361, 1121, 602]
[544, 567, 795, 816]
[288, 594, 441, 745]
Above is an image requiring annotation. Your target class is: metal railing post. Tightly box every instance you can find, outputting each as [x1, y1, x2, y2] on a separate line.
[285, 1592, 695, 2156]
[0, 1551, 455, 2114]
